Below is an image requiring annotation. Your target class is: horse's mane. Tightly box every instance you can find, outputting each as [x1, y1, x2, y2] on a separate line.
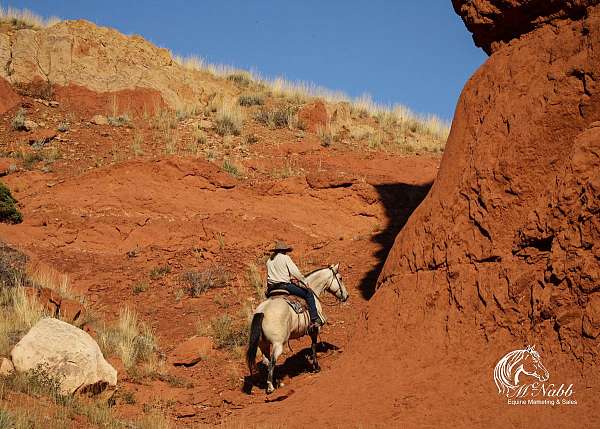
[306, 266, 330, 277]
[494, 348, 528, 395]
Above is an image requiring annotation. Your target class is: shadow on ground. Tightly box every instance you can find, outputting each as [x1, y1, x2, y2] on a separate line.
[243, 341, 339, 394]
[357, 182, 432, 299]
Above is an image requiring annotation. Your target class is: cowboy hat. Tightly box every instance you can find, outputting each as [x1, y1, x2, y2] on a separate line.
[271, 240, 293, 251]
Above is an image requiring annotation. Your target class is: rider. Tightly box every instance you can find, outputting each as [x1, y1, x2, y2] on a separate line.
[266, 240, 323, 331]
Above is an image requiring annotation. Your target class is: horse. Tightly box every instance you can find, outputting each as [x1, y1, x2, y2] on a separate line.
[493, 345, 549, 396]
[246, 264, 349, 394]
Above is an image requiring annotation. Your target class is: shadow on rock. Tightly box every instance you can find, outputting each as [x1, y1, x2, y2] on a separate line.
[358, 182, 432, 299]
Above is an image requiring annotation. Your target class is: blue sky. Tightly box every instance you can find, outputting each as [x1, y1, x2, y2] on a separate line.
[7, 1, 486, 120]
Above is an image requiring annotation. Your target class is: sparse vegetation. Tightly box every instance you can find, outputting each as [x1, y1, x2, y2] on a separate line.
[222, 159, 243, 178]
[270, 159, 303, 179]
[215, 102, 244, 136]
[0, 182, 22, 224]
[238, 93, 265, 107]
[149, 265, 171, 280]
[131, 132, 144, 156]
[254, 105, 297, 129]
[97, 307, 157, 369]
[181, 266, 229, 297]
[107, 114, 131, 128]
[0, 5, 60, 29]
[206, 314, 248, 350]
[57, 121, 70, 133]
[227, 72, 252, 87]
[317, 125, 334, 147]
[132, 281, 149, 295]
[11, 109, 27, 131]
[246, 263, 264, 301]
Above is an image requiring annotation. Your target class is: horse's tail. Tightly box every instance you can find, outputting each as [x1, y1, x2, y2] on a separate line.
[246, 312, 264, 375]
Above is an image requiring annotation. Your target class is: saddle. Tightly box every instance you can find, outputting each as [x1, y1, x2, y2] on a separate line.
[267, 290, 308, 315]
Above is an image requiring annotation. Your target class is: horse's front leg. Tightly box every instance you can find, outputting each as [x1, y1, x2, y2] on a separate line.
[309, 330, 320, 373]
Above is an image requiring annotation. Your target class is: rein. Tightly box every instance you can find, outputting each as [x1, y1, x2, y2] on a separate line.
[310, 267, 343, 307]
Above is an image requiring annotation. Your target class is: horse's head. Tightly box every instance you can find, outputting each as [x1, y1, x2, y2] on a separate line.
[326, 263, 349, 302]
[520, 345, 549, 383]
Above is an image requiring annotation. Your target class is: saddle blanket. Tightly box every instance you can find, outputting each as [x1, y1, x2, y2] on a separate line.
[275, 295, 307, 314]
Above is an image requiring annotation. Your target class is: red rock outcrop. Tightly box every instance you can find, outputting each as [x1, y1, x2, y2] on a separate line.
[452, 0, 600, 53]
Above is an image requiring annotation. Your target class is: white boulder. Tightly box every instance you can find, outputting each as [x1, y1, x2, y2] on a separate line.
[11, 318, 117, 395]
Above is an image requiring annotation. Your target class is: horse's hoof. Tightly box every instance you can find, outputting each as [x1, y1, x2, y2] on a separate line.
[266, 384, 275, 394]
[313, 366, 321, 373]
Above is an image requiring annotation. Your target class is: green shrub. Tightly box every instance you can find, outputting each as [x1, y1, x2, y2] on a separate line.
[0, 182, 22, 224]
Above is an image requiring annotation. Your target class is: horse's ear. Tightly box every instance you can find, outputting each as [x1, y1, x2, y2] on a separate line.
[333, 263, 339, 272]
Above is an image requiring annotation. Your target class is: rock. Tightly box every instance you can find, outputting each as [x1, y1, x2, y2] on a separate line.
[59, 298, 86, 324]
[169, 336, 213, 367]
[27, 129, 57, 148]
[11, 318, 117, 395]
[306, 171, 356, 189]
[452, 0, 599, 54]
[49, 101, 59, 108]
[0, 158, 16, 176]
[23, 119, 39, 131]
[583, 295, 600, 339]
[90, 114, 108, 125]
[0, 77, 20, 115]
[0, 357, 14, 376]
[298, 101, 328, 133]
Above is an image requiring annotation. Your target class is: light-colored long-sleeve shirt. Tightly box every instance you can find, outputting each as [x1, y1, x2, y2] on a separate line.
[266, 253, 308, 286]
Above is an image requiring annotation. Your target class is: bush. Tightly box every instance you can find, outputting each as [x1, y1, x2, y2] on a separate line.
[181, 266, 229, 297]
[107, 114, 131, 127]
[97, 307, 157, 369]
[57, 121, 70, 132]
[209, 314, 248, 350]
[227, 72, 252, 87]
[238, 93, 264, 107]
[255, 105, 299, 129]
[11, 108, 27, 131]
[149, 265, 171, 280]
[215, 103, 244, 136]
[0, 182, 22, 224]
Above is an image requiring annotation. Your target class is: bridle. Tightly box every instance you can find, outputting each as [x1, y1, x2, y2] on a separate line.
[311, 266, 346, 307]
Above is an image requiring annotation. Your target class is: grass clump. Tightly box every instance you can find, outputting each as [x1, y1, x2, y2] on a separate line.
[207, 314, 248, 350]
[255, 105, 300, 129]
[227, 72, 253, 87]
[97, 307, 157, 369]
[11, 108, 27, 131]
[238, 93, 265, 107]
[0, 285, 46, 356]
[215, 103, 244, 136]
[132, 281, 149, 295]
[246, 263, 264, 301]
[0, 182, 22, 224]
[149, 265, 171, 280]
[0, 6, 60, 29]
[57, 121, 70, 132]
[222, 159, 244, 178]
[107, 114, 131, 128]
[181, 266, 229, 297]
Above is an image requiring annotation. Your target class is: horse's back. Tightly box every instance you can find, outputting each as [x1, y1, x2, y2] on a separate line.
[255, 298, 295, 344]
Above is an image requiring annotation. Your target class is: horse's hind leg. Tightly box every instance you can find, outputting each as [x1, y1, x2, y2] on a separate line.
[266, 342, 283, 394]
[309, 330, 320, 372]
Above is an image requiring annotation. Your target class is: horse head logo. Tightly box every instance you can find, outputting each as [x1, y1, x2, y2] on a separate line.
[493, 345, 549, 396]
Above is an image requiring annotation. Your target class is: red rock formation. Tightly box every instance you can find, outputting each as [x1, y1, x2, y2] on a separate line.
[452, 0, 600, 53]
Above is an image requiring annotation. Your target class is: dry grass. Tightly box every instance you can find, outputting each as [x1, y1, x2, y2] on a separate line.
[203, 314, 249, 350]
[255, 105, 300, 130]
[181, 266, 229, 297]
[172, 54, 450, 149]
[245, 263, 264, 301]
[11, 109, 26, 131]
[238, 93, 265, 107]
[0, 284, 46, 356]
[215, 101, 244, 136]
[0, 5, 60, 29]
[97, 307, 157, 369]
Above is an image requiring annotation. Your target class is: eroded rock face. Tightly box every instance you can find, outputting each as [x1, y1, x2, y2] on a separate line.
[11, 318, 117, 395]
[452, 0, 600, 53]
[0, 20, 233, 108]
